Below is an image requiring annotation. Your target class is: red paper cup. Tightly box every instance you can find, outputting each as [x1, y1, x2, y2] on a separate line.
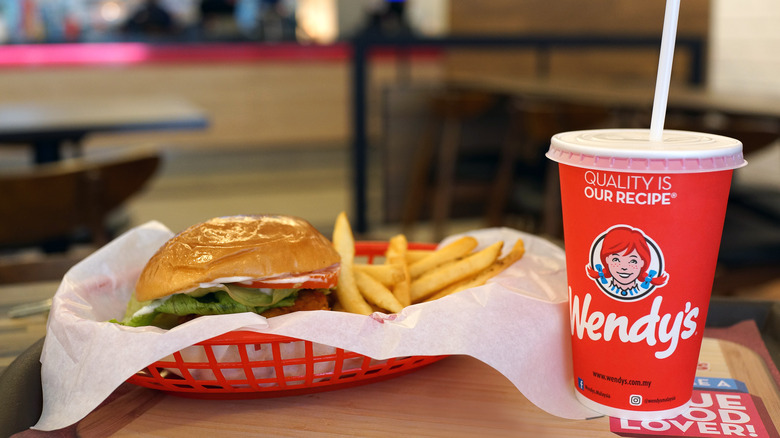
[546, 129, 746, 420]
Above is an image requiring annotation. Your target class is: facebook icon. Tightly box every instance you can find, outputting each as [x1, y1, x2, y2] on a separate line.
[578, 378, 585, 390]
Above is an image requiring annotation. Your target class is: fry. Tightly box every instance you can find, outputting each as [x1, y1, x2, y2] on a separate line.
[354, 263, 405, 286]
[406, 249, 433, 264]
[332, 212, 372, 315]
[410, 241, 503, 303]
[355, 270, 404, 313]
[425, 238, 526, 301]
[386, 234, 411, 306]
[408, 236, 478, 279]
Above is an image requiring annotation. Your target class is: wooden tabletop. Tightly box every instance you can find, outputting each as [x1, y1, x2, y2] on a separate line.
[0, 281, 57, 374]
[0, 97, 208, 140]
[2, 281, 779, 436]
[446, 73, 780, 120]
[72, 337, 780, 437]
[0, 96, 208, 163]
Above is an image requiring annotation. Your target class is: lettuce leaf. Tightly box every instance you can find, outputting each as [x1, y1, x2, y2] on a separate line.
[223, 285, 296, 307]
[157, 291, 258, 315]
[121, 288, 299, 328]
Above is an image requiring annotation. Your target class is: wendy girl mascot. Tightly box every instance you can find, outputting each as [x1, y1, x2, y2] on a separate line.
[586, 226, 668, 300]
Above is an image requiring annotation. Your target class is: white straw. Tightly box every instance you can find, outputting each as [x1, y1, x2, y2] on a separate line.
[649, 0, 681, 142]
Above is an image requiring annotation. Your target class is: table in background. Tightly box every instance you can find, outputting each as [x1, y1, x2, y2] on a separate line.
[0, 97, 208, 164]
[0, 281, 58, 374]
[439, 73, 780, 240]
[445, 73, 780, 130]
[348, 33, 706, 234]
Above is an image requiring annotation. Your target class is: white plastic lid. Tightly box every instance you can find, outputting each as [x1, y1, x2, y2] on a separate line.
[547, 129, 746, 173]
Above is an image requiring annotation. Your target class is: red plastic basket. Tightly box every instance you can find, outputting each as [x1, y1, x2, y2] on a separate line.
[126, 241, 446, 399]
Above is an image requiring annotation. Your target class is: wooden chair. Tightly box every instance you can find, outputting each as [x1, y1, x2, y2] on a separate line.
[401, 90, 499, 241]
[401, 91, 612, 241]
[711, 123, 780, 297]
[486, 100, 612, 237]
[0, 148, 161, 283]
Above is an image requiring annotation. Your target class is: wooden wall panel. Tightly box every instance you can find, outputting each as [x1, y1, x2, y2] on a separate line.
[0, 58, 443, 154]
[447, 0, 710, 84]
[450, 0, 709, 35]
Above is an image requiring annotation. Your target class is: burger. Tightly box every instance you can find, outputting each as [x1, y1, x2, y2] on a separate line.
[118, 214, 340, 328]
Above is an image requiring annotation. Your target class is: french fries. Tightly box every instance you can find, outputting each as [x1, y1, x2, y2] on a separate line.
[353, 264, 405, 286]
[409, 241, 503, 303]
[386, 234, 411, 306]
[354, 270, 404, 313]
[331, 212, 526, 315]
[406, 249, 433, 264]
[424, 239, 526, 302]
[408, 236, 477, 279]
[332, 212, 373, 315]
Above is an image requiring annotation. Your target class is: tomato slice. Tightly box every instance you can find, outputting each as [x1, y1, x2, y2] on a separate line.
[238, 269, 338, 290]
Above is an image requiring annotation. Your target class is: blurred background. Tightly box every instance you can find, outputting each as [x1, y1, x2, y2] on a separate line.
[0, 0, 778, 300]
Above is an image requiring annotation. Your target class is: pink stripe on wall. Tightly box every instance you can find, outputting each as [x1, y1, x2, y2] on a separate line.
[0, 42, 441, 67]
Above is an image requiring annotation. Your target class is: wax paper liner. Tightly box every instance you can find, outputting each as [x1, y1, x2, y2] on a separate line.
[33, 221, 598, 430]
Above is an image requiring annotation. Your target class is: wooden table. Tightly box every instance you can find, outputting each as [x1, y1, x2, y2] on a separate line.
[445, 73, 780, 122]
[11, 334, 775, 437]
[352, 66, 780, 233]
[0, 281, 58, 374]
[1, 342, 778, 437]
[440, 73, 780, 240]
[2, 280, 778, 436]
[0, 97, 208, 163]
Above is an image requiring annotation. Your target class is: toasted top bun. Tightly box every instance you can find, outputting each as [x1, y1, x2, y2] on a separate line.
[135, 215, 340, 302]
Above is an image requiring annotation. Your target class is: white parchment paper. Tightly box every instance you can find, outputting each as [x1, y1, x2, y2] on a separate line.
[33, 221, 598, 430]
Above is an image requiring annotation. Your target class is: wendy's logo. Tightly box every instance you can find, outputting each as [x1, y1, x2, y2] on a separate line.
[586, 225, 668, 301]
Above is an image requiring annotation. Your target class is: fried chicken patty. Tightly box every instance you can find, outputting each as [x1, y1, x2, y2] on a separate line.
[260, 289, 330, 318]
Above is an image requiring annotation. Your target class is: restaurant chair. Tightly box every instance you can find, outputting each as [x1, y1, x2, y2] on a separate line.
[400, 89, 500, 241]
[664, 115, 780, 296]
[485, 100, 612, 237]
[401, 92, 612, 241]
[0, 148, 161, 283]
[712, 130, 780, 297]
[715, 183, 780, 297]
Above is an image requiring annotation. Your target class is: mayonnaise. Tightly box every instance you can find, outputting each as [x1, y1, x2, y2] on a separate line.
[130, 295, 171, 318]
